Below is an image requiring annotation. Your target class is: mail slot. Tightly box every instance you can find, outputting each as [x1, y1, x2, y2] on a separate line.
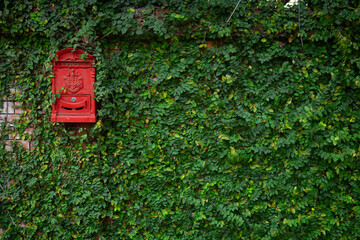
[51, 48, 96, 123]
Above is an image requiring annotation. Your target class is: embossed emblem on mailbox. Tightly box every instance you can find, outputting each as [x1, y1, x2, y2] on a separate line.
[64, 69, 83, 94]
[51, 48, 96, 123]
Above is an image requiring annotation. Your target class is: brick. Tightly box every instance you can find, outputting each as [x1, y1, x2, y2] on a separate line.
[19, 140, 30, 149]
[1, 101, 15, 114]
[29, 141, 35, 150]
[7, 127, 32, 140]
[8, 132, 19, 140]
[0, 114, 19, 123]
[0, 114, 10, 126]
[9, 88, 17, 93]
[14, 102, 23, 114]
[5, 140, 12, 151]
[9, 88, 17, 101]
[5, 145, 11, 151]
[5, 140, 30, 151]
[10, 114, 20, 122]
[6, 179, 16, 188]
[206, 41, 217, 49]
[0, 114, 6, 122]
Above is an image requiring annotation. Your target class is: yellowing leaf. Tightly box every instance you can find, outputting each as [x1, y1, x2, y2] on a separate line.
[228, 90, 234, 100]
[288, 36, 293, 43]
[220, 134, 229, 140]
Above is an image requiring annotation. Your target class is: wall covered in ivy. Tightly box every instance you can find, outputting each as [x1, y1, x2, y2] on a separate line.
[1, 0, 360, 239]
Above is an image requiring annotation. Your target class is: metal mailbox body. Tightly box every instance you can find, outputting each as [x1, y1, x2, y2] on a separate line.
[51, 48, 96, 123]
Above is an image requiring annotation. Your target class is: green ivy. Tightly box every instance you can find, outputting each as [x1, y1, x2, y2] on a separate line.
[1, 0, 360, 239]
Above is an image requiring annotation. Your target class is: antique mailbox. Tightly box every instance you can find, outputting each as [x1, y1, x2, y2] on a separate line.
[51, 48, 96, 123]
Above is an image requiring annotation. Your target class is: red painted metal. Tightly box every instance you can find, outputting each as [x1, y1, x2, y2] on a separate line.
[51, 48, 96, 123]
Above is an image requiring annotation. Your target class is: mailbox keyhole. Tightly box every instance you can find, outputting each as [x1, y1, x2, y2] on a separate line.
[72, 97, 76, 102]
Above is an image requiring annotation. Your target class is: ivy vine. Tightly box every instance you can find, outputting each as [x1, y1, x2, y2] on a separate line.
[1, 0, 360, 239]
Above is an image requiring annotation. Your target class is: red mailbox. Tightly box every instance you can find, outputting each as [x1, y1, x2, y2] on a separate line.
[51, 48, 96, 123]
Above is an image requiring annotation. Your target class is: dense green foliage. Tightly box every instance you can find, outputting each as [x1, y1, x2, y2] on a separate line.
[1, 0, 360, 239]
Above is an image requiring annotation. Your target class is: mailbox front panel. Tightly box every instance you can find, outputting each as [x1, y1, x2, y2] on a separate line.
[57, 95, 91, 114]
[51, 48, 96, 123]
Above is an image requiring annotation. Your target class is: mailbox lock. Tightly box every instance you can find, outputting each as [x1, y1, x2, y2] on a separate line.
[72, 97, 76, 102]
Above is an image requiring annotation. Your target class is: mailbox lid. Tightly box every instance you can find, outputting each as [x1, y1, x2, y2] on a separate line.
[57, 95, 91, 114]
[51, 94, 96, 123]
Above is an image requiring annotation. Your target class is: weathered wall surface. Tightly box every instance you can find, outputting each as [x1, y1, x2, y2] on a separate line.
[1, 0, 360, 239]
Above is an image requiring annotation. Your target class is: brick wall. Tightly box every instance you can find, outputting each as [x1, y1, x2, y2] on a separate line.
[1, 88, 31, 235]
[1, 88, 31, 151]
